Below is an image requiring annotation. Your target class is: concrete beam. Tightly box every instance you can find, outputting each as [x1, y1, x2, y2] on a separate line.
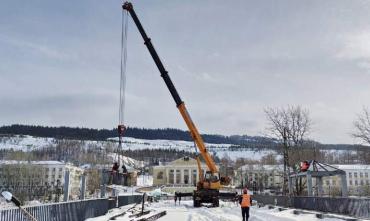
[317, 177, 323, 197]
[80, 174, 86, 200]
[306, 174, 313, 196]
[64, 170, 70, 201]
[341, 174, 348, 197]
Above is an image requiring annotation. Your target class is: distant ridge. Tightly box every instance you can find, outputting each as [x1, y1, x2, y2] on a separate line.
[0, 124, 276, 146]
[0, 124, 365, 150]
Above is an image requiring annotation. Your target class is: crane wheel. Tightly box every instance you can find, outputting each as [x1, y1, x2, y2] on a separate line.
[212, 199, 219, 207]
[193, 200, 201, 207]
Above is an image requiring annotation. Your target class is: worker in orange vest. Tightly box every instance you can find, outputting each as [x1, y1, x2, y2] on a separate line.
[239, 188, 252, 221]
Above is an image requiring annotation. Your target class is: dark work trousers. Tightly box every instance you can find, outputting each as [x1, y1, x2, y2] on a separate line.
[241, 207, 250, 221]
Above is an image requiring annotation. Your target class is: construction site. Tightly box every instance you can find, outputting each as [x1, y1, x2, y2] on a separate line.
[1, 1, 370, 221]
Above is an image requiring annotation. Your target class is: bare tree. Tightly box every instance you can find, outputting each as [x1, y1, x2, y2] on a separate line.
[352, 107, 370, 164]
[353, 107, 370, 144]
[260, 153, 278, 165]
[264, 105, 311, 195]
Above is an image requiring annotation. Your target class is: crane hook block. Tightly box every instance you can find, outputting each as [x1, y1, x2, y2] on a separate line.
[118, 124, 126, 136]
[122, 2, 133, 11]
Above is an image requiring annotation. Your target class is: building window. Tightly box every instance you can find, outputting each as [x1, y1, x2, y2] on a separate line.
[184, 170, 190, 184]
[45, 175, 48, 178]
[349, 172, 352, 178]
[365, 173, 368, 178]
[355, 180, 358, 186]
[366, 180, 369, 185]
[176, 170, 181, 184]
[360, 173, 363, 178]
[326, 180, 330, 185]
[349, 180, 353, 186]
[332, 180, 336, 185]
[168, 170, 174, 184]
[157, 171, 164, 180]
[354, 172, 358, 178]
[360, 180, 364, 186]
[59, 168, 62, 172]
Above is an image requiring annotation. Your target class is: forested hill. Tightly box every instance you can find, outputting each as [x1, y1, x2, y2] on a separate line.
[0, 125, 363, 150]
[0, 124, 276, 146]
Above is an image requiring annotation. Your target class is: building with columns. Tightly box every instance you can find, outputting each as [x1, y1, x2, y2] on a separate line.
[153, 156, 209, 186]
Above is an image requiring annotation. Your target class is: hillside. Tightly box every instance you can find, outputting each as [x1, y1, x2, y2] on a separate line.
[0, 134, 275, 162]
[0, 124, 277, 147]
[0, 125, 366, 151]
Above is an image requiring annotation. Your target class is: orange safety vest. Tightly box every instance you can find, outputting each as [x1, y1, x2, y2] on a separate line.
[241, 194, 251, 208]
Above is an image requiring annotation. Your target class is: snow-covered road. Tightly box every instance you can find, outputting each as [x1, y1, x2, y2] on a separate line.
[151, 201, 347, 221]
[87, 200, 358, 221]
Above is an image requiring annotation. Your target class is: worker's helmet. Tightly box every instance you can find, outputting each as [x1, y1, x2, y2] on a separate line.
[243, 188, 248, 194]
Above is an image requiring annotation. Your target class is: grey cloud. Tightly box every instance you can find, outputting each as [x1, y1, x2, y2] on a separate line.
[1, 0, 370, 144]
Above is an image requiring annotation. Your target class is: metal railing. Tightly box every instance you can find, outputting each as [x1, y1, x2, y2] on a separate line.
[0, 195, 142, 221]
[253, 195, 370, 219]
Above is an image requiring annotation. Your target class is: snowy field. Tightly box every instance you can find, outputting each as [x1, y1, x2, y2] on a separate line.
[86, 200, 360, 221]
[0, 135, 353, 162]
[0, 135, 277, 161]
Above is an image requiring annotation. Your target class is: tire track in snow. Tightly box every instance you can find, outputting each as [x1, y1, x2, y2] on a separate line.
[197, 207, 242, 221]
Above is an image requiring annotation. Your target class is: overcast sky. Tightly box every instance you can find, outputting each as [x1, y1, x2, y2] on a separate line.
[1, 0, 370, 144]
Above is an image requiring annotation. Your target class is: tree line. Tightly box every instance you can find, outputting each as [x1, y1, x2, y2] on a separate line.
[0, 124, 278, 146]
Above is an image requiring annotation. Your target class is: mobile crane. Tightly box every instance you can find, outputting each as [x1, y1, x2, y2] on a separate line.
[122, 2, 233, 207]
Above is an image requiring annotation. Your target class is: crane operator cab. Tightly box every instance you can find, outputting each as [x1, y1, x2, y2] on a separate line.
[200, 171, 231, 189]
[201, 171, 220, 190]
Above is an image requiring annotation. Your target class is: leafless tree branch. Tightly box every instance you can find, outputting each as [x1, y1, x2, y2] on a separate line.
[352, 107, 370, 145]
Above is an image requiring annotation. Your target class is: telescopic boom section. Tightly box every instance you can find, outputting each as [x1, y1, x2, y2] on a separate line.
[122, 2, 218, 173]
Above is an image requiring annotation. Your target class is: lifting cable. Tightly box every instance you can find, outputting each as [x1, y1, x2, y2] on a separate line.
[117, 8, 129, 165]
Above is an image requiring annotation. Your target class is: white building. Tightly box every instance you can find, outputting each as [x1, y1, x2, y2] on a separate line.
[322, 164, 370, 196]
[236, 164, 284, 191]
[153, 157, 209, 186]
[0, 160, 84, 200]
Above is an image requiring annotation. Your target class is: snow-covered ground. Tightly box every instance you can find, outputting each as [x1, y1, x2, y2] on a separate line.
[86, 200, 360, 221]
[0, 135, 56, 151]
[0, 135, 355, 162]
[0, 135, 277, 161]
[136, 175, 153, 187]
[117, 137, 276, 160]
[0, 198, 43, 210]
[105, 185, 142, 196]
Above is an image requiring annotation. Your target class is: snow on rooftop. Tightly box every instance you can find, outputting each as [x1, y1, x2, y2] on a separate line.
[0, 160, 65, 165]
[333, 164, 370, 170]
[238, 164, 370, 172]
[239, 164, 284, 171]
